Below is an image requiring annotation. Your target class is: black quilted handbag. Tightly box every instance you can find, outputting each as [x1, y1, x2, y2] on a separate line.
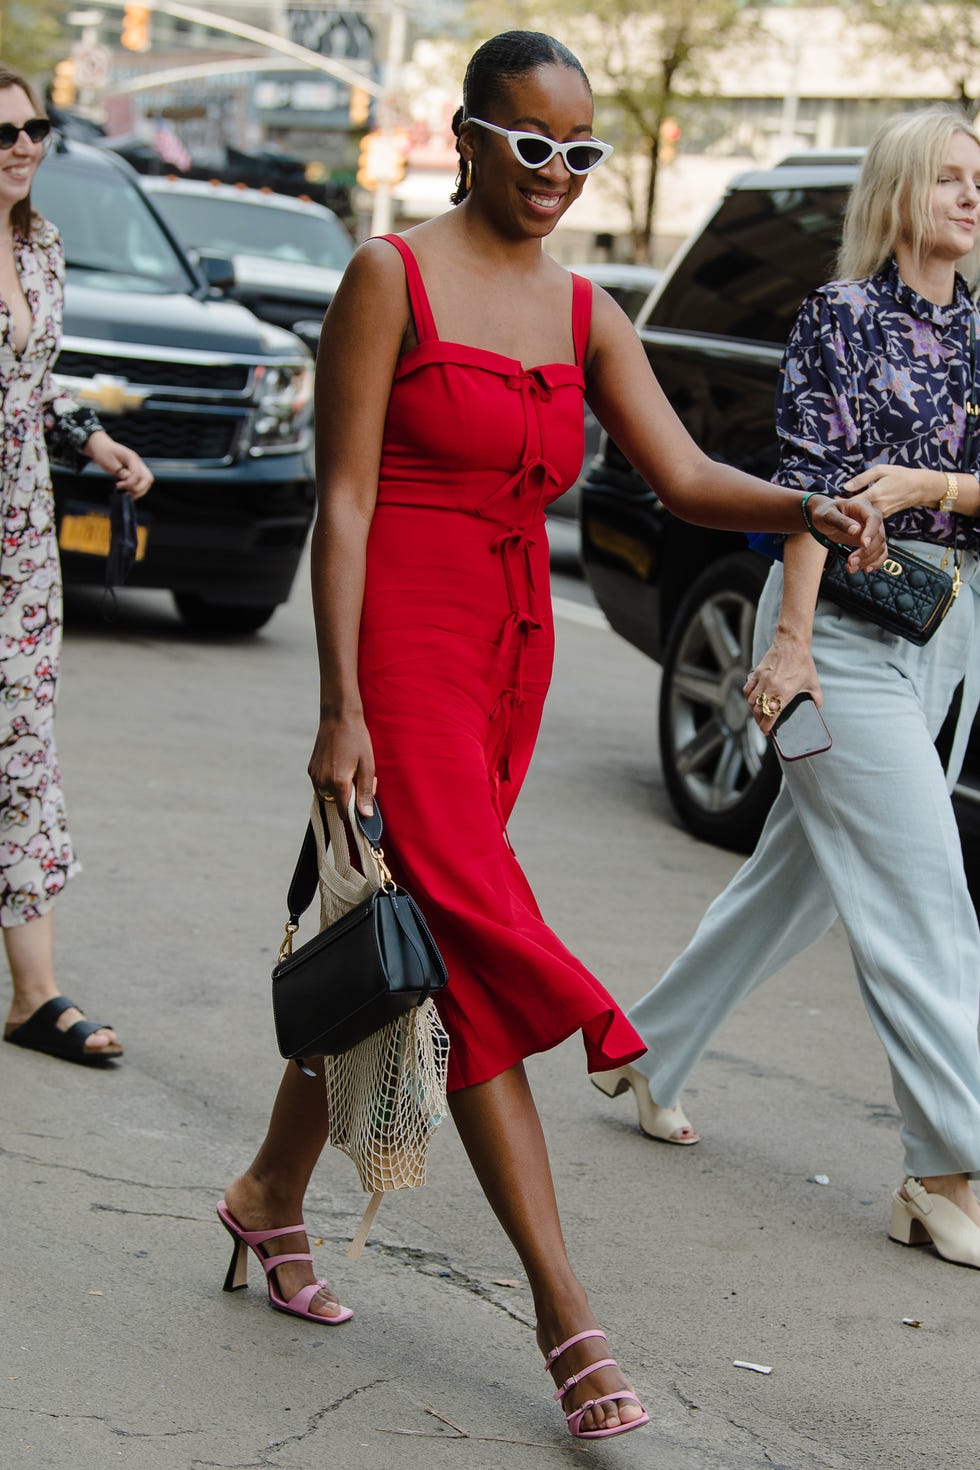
[271, 795, 448, 1065]
[815, 541, 958, 646]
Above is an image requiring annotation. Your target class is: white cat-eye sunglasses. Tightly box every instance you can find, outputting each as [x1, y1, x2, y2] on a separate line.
[465, 117, 613, 175]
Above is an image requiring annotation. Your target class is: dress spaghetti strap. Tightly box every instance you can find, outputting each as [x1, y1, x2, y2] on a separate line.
[570, 274, 593, 368]
[379, 233, 439, 343]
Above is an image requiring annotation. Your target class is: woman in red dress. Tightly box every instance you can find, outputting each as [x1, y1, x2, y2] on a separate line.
[218, 31, 883, 1441]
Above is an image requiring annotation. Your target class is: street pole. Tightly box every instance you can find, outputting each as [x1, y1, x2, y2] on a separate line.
[370, 1, 406, 238]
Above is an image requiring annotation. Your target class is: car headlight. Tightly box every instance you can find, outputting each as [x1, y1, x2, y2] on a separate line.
[249, 359, 313, 456]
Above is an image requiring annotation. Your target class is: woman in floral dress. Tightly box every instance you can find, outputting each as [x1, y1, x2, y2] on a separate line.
[0, 65, 152, 1065]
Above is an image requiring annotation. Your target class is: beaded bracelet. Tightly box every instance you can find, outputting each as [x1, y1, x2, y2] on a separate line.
[799, 489, 837, 551]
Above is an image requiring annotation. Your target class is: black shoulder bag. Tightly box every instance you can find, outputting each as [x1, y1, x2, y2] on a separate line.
[271, 795, 448, 1066]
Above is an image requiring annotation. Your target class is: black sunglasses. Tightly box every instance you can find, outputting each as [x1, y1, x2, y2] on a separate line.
[0, 118, 52, 150]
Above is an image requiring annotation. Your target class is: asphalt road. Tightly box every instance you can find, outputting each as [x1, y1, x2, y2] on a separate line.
[2, 540, 978, 1470]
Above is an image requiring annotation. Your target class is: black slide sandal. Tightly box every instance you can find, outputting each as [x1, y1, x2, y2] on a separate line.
[4, 995, 123, 1065]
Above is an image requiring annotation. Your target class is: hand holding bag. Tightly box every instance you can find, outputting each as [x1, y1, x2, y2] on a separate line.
[271, 793, 448, 1064]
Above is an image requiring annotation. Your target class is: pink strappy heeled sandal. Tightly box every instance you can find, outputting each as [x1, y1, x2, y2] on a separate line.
[544, 1329, 650, 1440]
[216, 1200, 353, 1325]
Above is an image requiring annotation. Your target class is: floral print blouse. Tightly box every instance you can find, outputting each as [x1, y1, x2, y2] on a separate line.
[754, 259, 980, 557]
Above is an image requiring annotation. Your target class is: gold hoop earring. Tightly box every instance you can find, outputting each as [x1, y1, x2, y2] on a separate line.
[465, 159, 473, 191]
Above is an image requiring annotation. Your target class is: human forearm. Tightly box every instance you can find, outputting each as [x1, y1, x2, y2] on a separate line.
[844, 464, 980, 518]
[743, 534, 827, 732]
[775, 533, 828, 643]
[584, 318, 881, 558]
[310, 497, 372, 716]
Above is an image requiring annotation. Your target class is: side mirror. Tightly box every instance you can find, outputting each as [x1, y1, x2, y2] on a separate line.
[195, 250, 236, 292]
[292, 319, 323, 357]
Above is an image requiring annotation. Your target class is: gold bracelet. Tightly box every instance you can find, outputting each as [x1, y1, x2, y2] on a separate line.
[939, 471, 959, 514]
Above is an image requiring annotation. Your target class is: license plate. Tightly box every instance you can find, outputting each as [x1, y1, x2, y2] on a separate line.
[59, 513, 148, 561]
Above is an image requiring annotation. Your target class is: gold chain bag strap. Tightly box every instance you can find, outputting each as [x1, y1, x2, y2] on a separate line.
[803, 314, 976, 644]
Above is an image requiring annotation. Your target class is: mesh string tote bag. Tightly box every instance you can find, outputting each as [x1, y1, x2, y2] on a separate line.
[271, 792, 450, 1257]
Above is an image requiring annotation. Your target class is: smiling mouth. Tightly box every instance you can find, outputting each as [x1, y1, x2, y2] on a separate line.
[520, 187, 563, 210]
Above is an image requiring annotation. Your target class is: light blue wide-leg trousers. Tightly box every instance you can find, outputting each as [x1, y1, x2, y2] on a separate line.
[630, 543, 980, 1179]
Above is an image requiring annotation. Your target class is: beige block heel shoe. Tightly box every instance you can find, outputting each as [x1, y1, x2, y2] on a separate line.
[591, 1064, 700, 1144]
[888, 1177, 980, 1269]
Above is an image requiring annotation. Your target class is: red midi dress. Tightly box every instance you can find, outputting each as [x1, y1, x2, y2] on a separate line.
[358, 234, 645, 1091]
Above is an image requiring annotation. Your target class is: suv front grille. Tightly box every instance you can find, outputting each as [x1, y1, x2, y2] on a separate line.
[109, 410, 239, 461]
[55, 351, 250, 393]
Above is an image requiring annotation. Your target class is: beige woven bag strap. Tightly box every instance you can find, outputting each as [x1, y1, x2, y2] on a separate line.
[312, 793, 380, 908]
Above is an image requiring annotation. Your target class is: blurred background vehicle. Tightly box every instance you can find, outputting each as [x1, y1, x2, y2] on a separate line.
[33, 138, 317, 635]
[548, 262, 661, 525]
[580, 151, 980, 856]
[140, 176, 354, 355]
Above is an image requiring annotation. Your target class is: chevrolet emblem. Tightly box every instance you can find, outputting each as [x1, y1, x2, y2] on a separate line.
[78, 374, 148, 416]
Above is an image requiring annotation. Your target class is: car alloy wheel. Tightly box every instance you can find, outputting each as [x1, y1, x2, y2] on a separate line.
[658, 552, 781, 852]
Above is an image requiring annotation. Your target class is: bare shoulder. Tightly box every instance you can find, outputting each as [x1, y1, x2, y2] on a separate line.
[340, 236, 409, 295]
[582, 279, 646, 375]
[324, 237, 411, 342]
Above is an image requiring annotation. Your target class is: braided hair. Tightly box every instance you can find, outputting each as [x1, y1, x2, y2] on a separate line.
[450, 31, 591, 206]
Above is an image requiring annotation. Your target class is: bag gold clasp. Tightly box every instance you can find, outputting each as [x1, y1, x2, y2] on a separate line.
[279, 920, 299, 963]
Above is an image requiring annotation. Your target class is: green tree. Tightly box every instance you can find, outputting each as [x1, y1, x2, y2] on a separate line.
[469, 0, 758, 260]
[856, 1, 980, 113]
[588, 0, 758, 261]
[0, 0, 73, 82]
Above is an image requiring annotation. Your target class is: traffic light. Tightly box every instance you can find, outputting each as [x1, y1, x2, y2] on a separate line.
[356, 132, 409, 191]
[348, 87, 370, 127]
[659, 117, 681, 165]
[357, 132, 373, 189]
[121, 3, 151, 52]
[51, 58, 77, 108]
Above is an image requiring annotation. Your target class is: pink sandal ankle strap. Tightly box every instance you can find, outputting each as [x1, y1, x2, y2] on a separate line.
[216, 1203, 308, 1250]
[544, 1329, 607, 1369]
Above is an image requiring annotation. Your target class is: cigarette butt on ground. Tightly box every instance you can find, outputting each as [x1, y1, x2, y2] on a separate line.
[733, 1360, 773, 1374]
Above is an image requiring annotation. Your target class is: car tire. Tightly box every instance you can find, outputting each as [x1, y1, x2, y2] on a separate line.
[659, 552, 781, 853]
[173, 593, 277, 635]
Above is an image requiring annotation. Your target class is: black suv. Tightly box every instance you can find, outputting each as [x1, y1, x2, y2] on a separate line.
[32, 140, 317, 634]
[581, 153, 980, 851]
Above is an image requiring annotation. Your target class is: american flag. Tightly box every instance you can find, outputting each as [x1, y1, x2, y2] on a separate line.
[153, 120, 191, 172]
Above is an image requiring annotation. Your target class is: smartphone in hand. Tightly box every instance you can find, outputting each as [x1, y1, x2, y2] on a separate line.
[770, 691, 832, 760]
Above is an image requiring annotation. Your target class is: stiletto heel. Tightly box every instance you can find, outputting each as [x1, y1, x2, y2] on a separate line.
[544, 1330, 650, 1441]
[221, 1231, 249, 1292]
[216, 1200, 354, 1323]
[591, 1064, 700, 1144]
[888, 1178, 980, 1267]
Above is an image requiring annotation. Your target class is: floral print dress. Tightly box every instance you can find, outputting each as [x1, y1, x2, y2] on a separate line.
[0, 214, 101, 926]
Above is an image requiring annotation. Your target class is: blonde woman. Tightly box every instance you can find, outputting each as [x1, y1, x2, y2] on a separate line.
[598, 106, 980, 1268]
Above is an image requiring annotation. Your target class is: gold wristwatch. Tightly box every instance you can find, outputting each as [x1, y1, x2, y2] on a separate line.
[939, 471, 959, 514]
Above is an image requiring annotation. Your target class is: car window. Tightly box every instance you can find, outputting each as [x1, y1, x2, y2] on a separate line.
[33, 157, 197, 295]
[148, 192, 354, 270]
[605, 284, 657, 323]
[648, 183, 852, 344]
